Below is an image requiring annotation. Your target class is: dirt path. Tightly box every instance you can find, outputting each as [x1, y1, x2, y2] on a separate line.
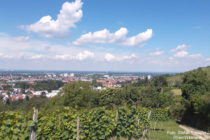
[179, 125, 210, 140]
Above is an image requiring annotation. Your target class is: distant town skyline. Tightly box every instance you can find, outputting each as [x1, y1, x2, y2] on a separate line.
[0, 0, 210, 72]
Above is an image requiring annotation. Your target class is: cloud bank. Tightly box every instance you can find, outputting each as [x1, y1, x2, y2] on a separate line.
[73, 28, 153, 47]
[55, 51, 94, 61]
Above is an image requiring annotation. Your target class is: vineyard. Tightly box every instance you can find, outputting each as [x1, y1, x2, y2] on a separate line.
[0, 107, 169, 140]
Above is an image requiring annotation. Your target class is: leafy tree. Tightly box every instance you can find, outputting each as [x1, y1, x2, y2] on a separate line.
[181, 69, 210, 99]
[91, 79, 102, 87]
[33, 80, 64, 92]
[15, 82, 30, 91]
[152, 76, 168, 87]
[169, 96, 189, 121]
[134, 77, 150, 87]
[2, 85, 13, 91]
[99, 88, 123, 107]
[61, 82, 98, 108]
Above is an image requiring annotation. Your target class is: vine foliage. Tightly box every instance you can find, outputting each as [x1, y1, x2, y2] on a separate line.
[0, 107, 169, 140]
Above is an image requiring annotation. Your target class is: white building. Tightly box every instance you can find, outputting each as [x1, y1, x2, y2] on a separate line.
[33, 90, 48, 96]
[46, 90, 60, 98]
[147, 75, 152, 80]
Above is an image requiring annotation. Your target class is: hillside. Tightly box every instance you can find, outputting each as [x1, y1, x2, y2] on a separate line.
[167, 66, 210, 85]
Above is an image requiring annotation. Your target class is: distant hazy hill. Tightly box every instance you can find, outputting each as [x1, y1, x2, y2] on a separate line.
[167, 66, 210, 85]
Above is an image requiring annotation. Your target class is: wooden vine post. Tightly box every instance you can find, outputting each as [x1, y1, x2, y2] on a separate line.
[76, 116, 80, 140]
[115, 110, 119, 140]
[142, 110, 151, 139]
[30, 108, 38, 140]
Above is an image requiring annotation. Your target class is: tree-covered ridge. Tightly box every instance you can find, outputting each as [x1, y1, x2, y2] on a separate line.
[44, 81, 173, 110]
[180, 68, 210, 130]
[167, 66, 210, 86]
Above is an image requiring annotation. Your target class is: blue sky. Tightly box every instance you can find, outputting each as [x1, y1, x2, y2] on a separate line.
[0, 0, 210, 72]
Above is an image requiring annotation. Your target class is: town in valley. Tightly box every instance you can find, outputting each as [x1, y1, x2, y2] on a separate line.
[0, 71, 160, 103]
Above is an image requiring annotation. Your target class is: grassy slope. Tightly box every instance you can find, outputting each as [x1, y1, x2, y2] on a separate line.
[167, 74, 183, 85]
[147, 121, 198, 140]
[109, 121, 196, 140]
[201, 66, 210, 79]
[170, 89, 182, 96]
[112, 67, 210, 140]
[167, 66, 210, 85]
[145, 67, 210, 140]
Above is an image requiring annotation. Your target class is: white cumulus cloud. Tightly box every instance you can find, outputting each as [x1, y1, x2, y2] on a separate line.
[30, 54, 45, 60]
[149, 51, 164, 56]
[188, 54, 202, 59]
[55, 54, 74, 60]
[170, 44, 189, 52]
[75, 50, 94, 60]
[173, 50, 189, 58]
[104, 53, 116, 61]
[13, 36, 30, 41]
[0, 53, 14, 59]
[55, 51, 94, 61]
[21, 0, 83, 38]
[104, 53, 137, 62]
[73, 28, 153, 47]
[123, 54, 137, 60]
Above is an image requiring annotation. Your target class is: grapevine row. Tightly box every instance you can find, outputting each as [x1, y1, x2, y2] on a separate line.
[0, 107, 169, 140]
